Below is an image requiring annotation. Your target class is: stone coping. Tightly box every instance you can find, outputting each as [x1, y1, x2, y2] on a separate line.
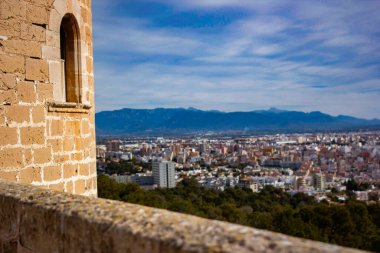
[0, 179, 366, 253]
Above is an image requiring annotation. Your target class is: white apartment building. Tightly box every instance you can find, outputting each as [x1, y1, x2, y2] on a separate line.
[152, 161, 176, 188]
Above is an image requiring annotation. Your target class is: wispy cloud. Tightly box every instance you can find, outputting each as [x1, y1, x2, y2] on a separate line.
[92, 0, 380, 119]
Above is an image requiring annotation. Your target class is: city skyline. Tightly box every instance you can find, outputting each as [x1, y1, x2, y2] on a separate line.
[93, 0, 380, 119]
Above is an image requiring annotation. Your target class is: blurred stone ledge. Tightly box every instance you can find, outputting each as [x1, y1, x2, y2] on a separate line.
[0, 179, 365, 253]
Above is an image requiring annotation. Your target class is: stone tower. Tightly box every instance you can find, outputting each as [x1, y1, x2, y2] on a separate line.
[0, 0, 96, 196]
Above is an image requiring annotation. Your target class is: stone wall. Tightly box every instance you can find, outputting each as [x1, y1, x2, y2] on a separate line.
[0, 180, 365, 253]
[0, 0, 96, 196]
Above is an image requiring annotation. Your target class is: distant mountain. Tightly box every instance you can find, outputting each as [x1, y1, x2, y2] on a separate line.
[95, 107, 380, 135]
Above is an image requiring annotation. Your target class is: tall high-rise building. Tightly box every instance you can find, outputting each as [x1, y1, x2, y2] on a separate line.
[152, 160, 175, 188]
[313, 173, 326, 191]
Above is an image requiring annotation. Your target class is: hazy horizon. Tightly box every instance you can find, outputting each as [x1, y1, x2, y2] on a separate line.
[93, 0, 380, 119]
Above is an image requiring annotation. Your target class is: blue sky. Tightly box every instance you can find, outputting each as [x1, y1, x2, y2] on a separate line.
[92, 0, 380, 119]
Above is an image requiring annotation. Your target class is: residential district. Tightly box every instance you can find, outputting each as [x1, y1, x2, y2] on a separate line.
[96, 131, 380, 202]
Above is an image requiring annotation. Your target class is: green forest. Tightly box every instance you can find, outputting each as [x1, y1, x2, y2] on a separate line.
[98, 175, 380, 252]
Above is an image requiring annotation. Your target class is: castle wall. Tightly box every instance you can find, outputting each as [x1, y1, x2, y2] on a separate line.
[0, 0, 96, 196]
[0, 180, 363, 253]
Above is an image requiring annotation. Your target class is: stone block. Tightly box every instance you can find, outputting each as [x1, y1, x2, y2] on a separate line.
[63, 137, 75, 152]
[63, 163, 78, 178]
[26, 58, 49, 82]
[47, 138, 62, 152]
[43, 165, 61, 181]
[81, 7, 88, 23]
[17, 81, 36, 103]
[36, 83, 53, 101]
[0, 73, 17, 90]
[53, 153, 69, 163]
[5, 105, 30, 123]
[19, 167, 42, 184]
[48, 9, 61, 32]
[42, 46, 60, 60]
[3, 39, 41, 58]
[75, 137, 83, 150]
[34, 147, 52, 164]
[65, 120, 80, 136]
[20, 126, 45, 145]
[21, 23, 46, 42]
[48, 182, 64, 191]
[0, 148, 23, 168]
[49, 119, 64, 136]
[70, 152, 83, 161]
[81, 120, 90, 135]
[86, 55, 93, 73]
[26, 4, 48, 25]
[24, 148, 33, 166]
[78, 163, 89, 177]
[0, 90, 17, 105]
[0, 19, 21, 39]
[0, 0, 26, 19]
[0, 127, 18, 145]
[54, 0, 67, 16]
[46, 30, 60, 48]
[75, 179, 86, 194]
[65, 180, 74, 193]
[0, 170, 18, 181]
[31, 105, 45, 123]
[0, 54, 24, 73]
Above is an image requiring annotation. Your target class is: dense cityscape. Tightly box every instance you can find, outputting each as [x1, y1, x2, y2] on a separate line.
[97, 131, 380, 203]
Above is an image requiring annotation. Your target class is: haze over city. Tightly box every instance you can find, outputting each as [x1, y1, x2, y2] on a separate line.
[93, 0, 380, 119]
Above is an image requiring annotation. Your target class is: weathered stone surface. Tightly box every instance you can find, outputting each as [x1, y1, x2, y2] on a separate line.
[36, 83, 53, 101]
[43, 165, 62, 181]
[20, 126, 45, 145]
[0, 54, 24, 73]
[3, 39, 41, 58]
[26, 58, 49, 82]
[31, 105, 45, 123]
[0, 0, 26, 20]
[42, 46, 60, 60]
[0, 180, 368, 253]
[33, 147, 52, 164]
[26, 4, 48, 25]
[5, 105, 30, 123]
[17, 81, 36, 103]
[19, 167, 42, 184]
[0, 73, 17, 90]
[0, 19, 21, 38]
[0, 90, 17, 105]
[0, 148, 23, 168]
[0, 127, 18, 145]
[21, 23, 46, 42]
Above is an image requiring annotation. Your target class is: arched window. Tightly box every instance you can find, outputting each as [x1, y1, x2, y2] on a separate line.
[60, 14, 81, 103]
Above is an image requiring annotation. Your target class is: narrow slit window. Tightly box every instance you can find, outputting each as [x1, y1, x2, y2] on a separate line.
[60, 14, 81, 103]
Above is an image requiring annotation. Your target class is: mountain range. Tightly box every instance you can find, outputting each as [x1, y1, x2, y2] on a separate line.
[95, 107, 380, 135]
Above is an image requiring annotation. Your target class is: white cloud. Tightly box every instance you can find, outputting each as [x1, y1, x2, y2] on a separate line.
[92, 0, 380, 119]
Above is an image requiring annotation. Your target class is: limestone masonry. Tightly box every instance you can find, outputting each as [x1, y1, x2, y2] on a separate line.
[0, 0, 96, 196]
[0, 180, 366, 253]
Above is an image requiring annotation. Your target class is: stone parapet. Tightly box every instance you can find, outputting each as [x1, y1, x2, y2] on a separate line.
[0, 180, 365, 253]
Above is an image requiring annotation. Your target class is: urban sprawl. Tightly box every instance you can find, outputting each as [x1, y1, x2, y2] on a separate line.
[97, 131, 380, 202]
